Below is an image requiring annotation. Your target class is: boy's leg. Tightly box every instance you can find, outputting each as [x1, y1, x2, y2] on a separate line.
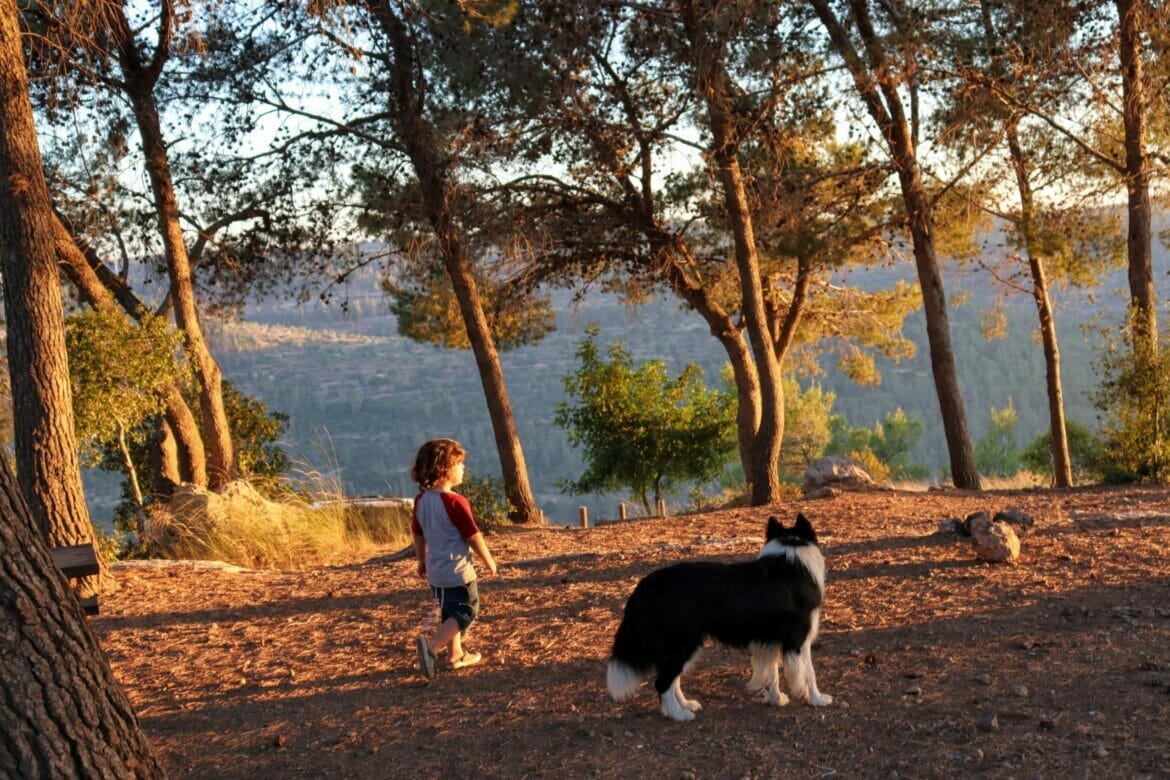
[429, 617, 463, 656]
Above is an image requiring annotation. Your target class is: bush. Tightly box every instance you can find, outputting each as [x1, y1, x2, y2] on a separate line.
[460, 473, 512, 529]
[1021, 420, 1109, 484]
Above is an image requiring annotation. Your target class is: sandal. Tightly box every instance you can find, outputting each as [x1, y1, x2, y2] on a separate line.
[416, 637, 436, 680]
[448, 651, 482, 669]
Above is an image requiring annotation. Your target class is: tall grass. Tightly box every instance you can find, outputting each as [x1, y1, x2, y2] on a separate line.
[142, 460, 413, 569]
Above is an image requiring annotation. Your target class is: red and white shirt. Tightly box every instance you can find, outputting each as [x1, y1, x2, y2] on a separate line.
[411, 490, 480, 587]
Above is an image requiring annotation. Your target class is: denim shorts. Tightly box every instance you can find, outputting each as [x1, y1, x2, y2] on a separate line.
[432, 580, 479, 631]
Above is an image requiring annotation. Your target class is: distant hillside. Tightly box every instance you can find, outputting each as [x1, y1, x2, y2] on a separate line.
[82, 220, 1169, 526]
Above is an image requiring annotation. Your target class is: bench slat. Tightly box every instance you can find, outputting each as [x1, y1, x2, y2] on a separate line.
[49, 544, 101, 579]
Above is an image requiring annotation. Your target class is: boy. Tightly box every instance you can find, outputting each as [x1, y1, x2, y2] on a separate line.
[410, 438, 498, 679]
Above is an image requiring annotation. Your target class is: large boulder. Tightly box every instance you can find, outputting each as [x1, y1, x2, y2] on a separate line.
[803, 456, 876, 498]
[971, 518, 1021, 563]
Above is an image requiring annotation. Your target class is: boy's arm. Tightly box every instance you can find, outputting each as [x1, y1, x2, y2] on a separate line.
[467, 532, 497, 576]
[412, 532, 427, 578]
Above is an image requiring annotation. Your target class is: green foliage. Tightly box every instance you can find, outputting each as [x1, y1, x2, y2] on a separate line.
[1021, 420, 1108, 484]
[975, 399, 1022, 477]
[1091, 327, 1170, 482]
[65, 307, 189, 464]
[222, 381, 291, 486]
[460, 473, 511, 529]
[555, 324, 737, 512]
[384, 266, 555, 352]
[778, 379, 836, 481]
[826, 407, 929, 481]
[98, 380, 292, 536]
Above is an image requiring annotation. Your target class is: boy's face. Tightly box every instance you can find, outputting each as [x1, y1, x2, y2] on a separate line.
[450, 460, 465, 487]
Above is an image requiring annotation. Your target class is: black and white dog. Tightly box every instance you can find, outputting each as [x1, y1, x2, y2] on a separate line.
[607, 513, 832, 721]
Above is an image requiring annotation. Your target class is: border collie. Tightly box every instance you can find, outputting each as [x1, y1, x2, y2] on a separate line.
[607, 513, 832, 721]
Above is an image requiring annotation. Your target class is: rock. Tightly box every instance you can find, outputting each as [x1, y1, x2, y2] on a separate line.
[971, 520, 1020, 563]
[963, 511, 992, 536]
[937, 518, 965, 535]
[979, 713, 999, 732]
[994, 508, 1036, 537]
[803, 456, 876, 497]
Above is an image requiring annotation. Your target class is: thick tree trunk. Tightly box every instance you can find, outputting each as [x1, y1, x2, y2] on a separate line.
[659, 247, 760, 487]
[681, 0, 784, 504]
[1115, 0, 1157, 360]
[812, 0, 981, 489]
[1006, 129, 1073, 487]
[0, 3, 102, 596]
[55, 215, 208, 487]
[111, 5, 235, 489]
[377, 5, 540, 522]
[0, 453, 163, 777]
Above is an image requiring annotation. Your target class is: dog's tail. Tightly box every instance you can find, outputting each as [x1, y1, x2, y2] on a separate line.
[606, 658, 642, 701]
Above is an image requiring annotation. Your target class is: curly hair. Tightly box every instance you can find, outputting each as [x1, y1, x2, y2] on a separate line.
[411, 438, 466, 489]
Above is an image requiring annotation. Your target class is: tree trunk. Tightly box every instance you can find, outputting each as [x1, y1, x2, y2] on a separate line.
[1006, 129, 1073, 487]
[661, 251, 760, 487]
[111, 5, 235, 489]
[54, 215, 208, 487]
[0, 452, 164, 777]
[376, 4, 540, 522]
[0, 2, 102, 596]
[811, 0, 981, 489]
[681, 0, 784, 504]
[1115, 0, 1157, 361]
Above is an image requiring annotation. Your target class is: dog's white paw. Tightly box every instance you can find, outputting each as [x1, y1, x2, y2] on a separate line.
[661, 700, 697, 721]
[807, 691, 833, 707]
[763, 689, 790, 707]
[680, 697, 702, 713]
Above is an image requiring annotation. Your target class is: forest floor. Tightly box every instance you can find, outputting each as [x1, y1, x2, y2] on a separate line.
[92, 483, 1170, 779]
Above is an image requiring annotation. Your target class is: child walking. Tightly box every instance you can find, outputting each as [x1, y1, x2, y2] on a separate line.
[410, 438, 497, 679]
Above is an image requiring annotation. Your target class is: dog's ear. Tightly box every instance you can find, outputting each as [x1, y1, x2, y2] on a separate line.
[766, 515, 785, 540]
[794, 513, 818, 544]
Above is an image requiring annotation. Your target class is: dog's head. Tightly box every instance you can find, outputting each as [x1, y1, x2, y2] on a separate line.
[765, 513, 818, 547]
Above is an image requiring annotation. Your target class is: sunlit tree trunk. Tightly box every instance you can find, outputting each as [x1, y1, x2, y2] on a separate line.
[55, 215, 208, 487]
[1005, 128, 1073, 487]
[681, 0, 784, 504]
[0, 452, 163, 777]
[375, 3, 540, 522]
[810, 0, 981, 489]
[0, 0, 103, 596]
[108, 2, 235, 489]
[1115, 0, 1157, 362]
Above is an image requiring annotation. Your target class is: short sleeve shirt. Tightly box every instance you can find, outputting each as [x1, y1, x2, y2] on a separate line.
[411, 490, 480, 587]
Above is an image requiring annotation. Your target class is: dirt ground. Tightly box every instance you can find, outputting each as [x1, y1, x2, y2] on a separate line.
[92, 484, 1170, 778]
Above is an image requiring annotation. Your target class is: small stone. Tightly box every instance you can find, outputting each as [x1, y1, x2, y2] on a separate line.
[905, 685, 922, 696]
[1093, 745, 1109, 758]
[971, 748, 984, 760]
[976, 673, 992, 685]
[979, 713, 999, 732]
[1011, 684, 1029, 697]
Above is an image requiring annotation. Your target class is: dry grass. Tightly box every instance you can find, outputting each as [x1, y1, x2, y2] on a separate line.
[142, 477, 412, 570]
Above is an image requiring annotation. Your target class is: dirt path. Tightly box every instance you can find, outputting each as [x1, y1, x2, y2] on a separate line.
[93, 484, 1170, 778]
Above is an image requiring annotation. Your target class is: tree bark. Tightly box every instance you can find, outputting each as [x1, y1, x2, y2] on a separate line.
[811, 0, 981, 489]
[109, 2, 235, 489]
[0, 452, 163, 777]
[54, 214, 208, 487]
[1005, 129, 1073, 487]
[681, 0, 784, 504]
[1115, 0, 1157, 360]
[0, 1, 102, 593]
[375, 3, 541, 522]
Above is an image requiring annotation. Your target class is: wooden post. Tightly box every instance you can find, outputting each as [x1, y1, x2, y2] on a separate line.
[657, 498, 667, 517]
[619, 502, 627, 522]
[579, 506, 588, 528]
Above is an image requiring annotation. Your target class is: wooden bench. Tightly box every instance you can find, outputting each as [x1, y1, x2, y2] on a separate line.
[49, 543, 100, 616]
